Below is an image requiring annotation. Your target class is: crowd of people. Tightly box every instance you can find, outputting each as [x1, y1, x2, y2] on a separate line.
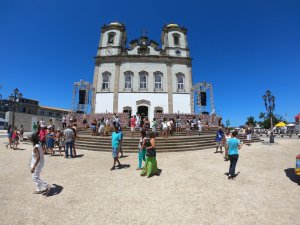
[5, 112, 244, 195]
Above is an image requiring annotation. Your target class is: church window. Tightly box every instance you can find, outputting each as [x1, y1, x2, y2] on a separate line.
[176, 72, 185, 91]
[154, 71, 163, 90]
[102, 71, 111, 90]
[107, 32, 116, 44]
[139, 71, 148, 90]
[124, 71, 133, 89]
[173, 33, 181, 46]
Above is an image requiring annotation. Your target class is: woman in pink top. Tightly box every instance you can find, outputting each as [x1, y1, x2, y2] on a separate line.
[39, 127, 47, 154]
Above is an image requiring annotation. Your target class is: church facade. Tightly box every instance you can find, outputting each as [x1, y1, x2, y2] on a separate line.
[91, 22, 194, 120]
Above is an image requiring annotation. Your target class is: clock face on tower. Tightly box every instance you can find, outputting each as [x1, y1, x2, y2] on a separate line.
[105, 48, 112, 56]
[175, 49, 182, 56]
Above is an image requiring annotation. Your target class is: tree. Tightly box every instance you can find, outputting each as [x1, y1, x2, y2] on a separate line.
[257, 112, 287, 129]
[245, 116, 256, 126]
[259, 112, 265, 120]
[225, 120, 230, 128]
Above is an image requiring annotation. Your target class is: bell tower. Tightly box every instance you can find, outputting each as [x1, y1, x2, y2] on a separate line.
[161, 24, 190, 58]
[97, 22, 127, 56]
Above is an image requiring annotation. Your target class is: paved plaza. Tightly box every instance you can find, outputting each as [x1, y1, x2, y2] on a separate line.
[0, 137, 299, 225]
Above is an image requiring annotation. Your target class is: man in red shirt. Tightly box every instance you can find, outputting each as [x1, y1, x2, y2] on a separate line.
[130, 115, 136, 138]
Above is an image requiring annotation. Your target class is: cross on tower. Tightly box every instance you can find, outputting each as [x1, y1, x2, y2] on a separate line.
[141, 28, 148, 37]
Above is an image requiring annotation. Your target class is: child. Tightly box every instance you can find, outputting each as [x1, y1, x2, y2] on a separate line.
[11, 128, 19, 150]
[57, 130, 65, 156]
[46, 128, 55, 155]
[137, 130, 147, 170]
[109, 126, 122, 170]
[30, 133, 51, 195]
[215, 127, 224, 153]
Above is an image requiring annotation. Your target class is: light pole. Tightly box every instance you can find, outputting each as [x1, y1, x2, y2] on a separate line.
[262, 90, 275, 143]
[9, 88, 23, 129]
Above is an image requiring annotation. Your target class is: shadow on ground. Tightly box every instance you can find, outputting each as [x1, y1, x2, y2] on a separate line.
[284, 168, 300, 185]
[45, 184, 63, 197]
[117, 164, 130, 170]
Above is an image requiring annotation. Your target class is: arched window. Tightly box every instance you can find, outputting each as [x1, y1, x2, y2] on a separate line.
[124, 71, 133, 89]
[139, 71, 148, 90]
[107, 32, 116, 44]
[102, 71, 111, 90]
[154, 71, 163, 90]
[172, 33, 181, 46]
[176, 72, 185, 91]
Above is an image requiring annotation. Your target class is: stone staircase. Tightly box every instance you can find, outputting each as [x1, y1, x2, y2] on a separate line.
[75, 128, 262, 152]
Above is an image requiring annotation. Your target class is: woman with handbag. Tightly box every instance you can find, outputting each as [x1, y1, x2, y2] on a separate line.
[141, 132, 160, 178]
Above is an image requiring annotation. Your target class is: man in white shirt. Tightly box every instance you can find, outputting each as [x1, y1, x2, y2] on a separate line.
[64, 126, 74, 159]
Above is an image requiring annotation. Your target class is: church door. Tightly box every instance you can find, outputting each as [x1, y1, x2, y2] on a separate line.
[137, 106, 148, 119]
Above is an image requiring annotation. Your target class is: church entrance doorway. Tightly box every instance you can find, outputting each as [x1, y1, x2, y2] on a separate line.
[137, 106, 148, 120]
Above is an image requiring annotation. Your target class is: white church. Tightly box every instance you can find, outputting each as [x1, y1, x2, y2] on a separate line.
[91, 22, 194, 120]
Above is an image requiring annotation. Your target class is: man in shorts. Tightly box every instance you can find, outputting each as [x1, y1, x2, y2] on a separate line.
[110, 126, 122, 170]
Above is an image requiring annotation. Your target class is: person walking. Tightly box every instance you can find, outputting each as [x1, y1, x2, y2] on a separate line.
[110, 126, 122, 170]
[141, 132, 160, 178]
[227, 130, 242, 179]
[137, 130, 147, 170]
[64, 126, 74, 159]
[30, 133, 51, 195]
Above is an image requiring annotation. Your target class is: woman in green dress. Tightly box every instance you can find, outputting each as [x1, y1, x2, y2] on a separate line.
[141, 132, 159, 178]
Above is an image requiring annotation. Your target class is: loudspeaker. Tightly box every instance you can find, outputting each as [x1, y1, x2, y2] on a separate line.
[200, 92, 206, 106]
[79, 90, 86, 104]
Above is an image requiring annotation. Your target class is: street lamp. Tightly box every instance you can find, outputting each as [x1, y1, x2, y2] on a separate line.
[262, 90, 275, 143]
[9, 88, 23, 129]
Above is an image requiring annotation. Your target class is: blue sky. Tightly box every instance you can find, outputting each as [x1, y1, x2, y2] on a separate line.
[0, 0, 299, 126]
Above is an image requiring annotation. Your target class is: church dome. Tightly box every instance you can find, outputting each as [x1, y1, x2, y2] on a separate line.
[167, 23, 179, 28]
[109, 22, 122, 26]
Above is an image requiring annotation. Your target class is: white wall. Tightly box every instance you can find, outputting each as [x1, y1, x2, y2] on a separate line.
[95, 93, 114, 113]
[118, 93, 168, 120]
[97, 63, 116, 92]
[173, 94, 191, 114]
[119, 62, 168, 92]
[172, 64, 190, 92]
[5, 112, 62, 132]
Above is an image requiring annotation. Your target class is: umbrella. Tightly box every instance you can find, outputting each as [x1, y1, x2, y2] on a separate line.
[275, 122, 286, 127]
